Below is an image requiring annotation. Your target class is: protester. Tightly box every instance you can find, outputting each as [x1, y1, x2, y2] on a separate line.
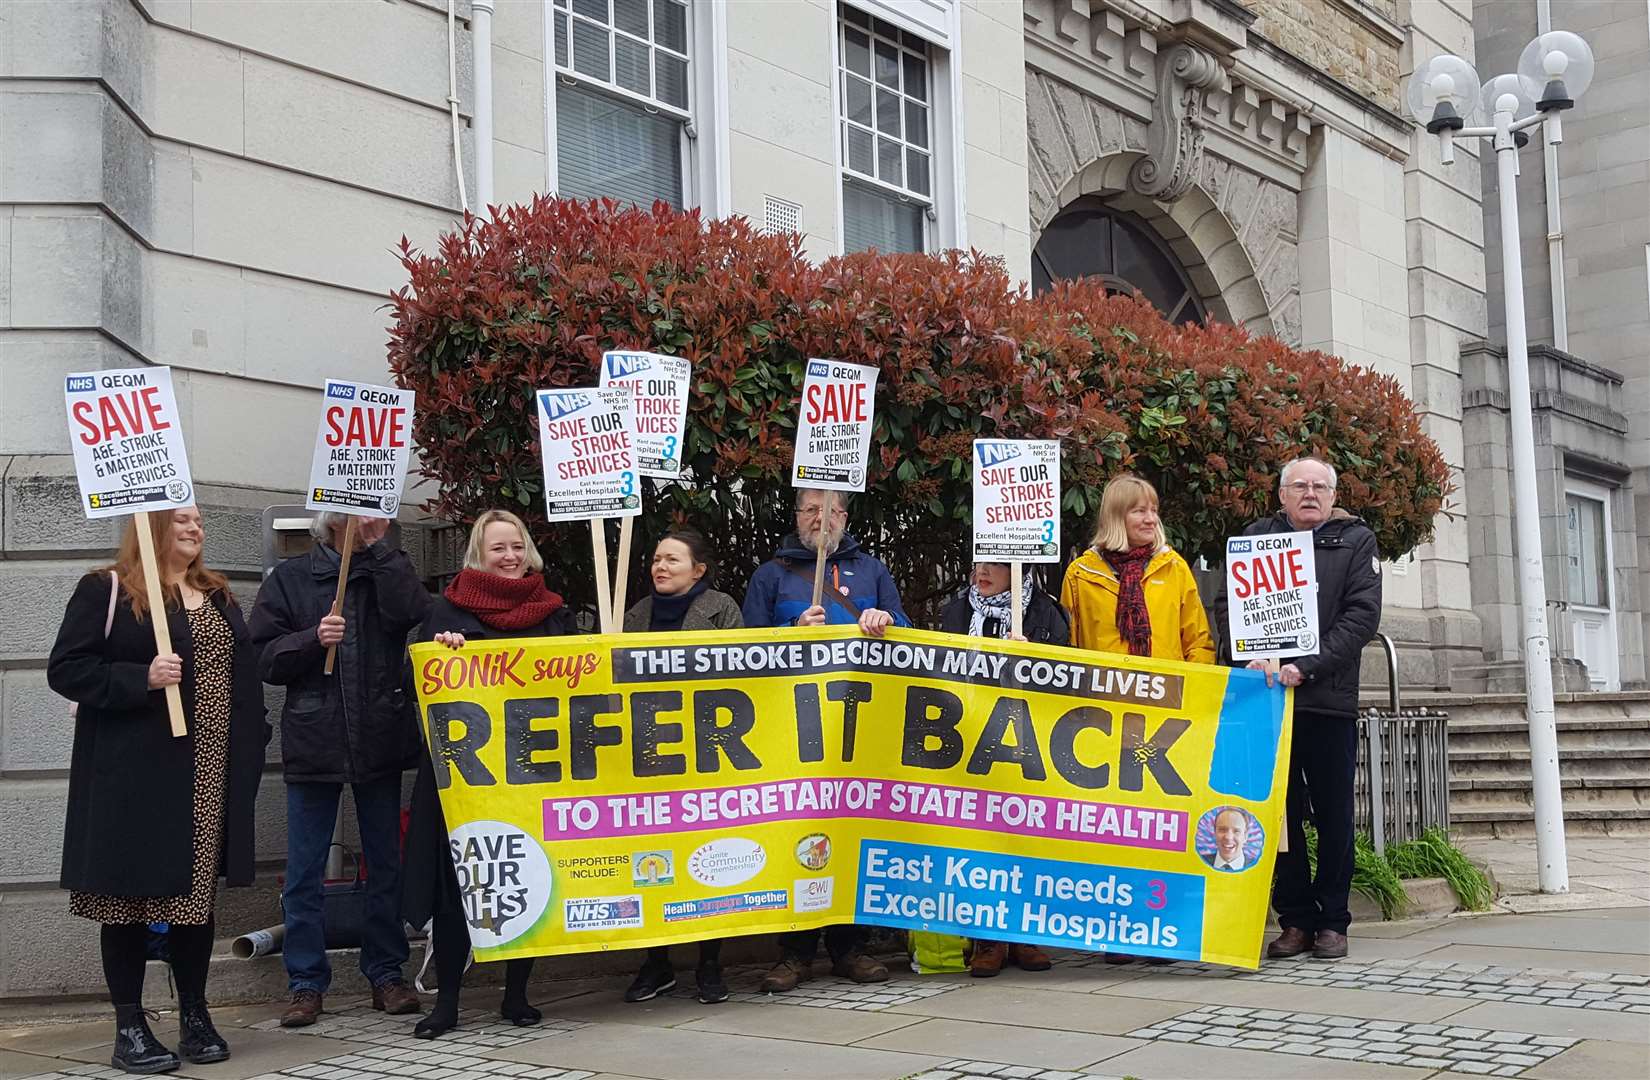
[622, 528, 745, 1005]
[249, 511, 430, 1026]
[49, 508, 269, 1073]
[940, 561, 1064, 977]
[404, 510, 569, 1037]
[1216, 456, 1382, 961]
[1062, 474, 1214, 964]
[744, 489, 909, 991]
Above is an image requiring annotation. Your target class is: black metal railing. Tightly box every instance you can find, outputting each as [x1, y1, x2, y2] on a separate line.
[1355, 634, 1452, 853]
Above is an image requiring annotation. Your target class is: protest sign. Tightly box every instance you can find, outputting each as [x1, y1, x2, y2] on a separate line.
[1225, 531, 1320, 660]
[411, 626, 1293, 968]
[791, 360, 877, 492]
[63, 366, 194, 736]
[972, 439, 1061, 564]
[537, 387, 640, 632]
[306, 380, 414, 518]
[599, 351, 691, 481]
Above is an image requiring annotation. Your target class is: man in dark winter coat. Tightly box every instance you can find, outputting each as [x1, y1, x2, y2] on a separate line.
[249, 512, 431, 1026]
[745, 489, 908, 991]
[1215, 457, 1382, 961]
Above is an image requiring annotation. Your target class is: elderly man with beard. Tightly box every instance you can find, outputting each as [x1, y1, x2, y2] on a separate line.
[1216, 456, 1382, 961]
[743, 488, 909, 991]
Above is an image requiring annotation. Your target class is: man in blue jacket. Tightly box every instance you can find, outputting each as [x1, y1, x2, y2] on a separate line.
[744, 488, 908, 990]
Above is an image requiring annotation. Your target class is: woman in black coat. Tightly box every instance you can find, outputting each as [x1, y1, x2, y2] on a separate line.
[48, 507, 269, 1074]
[403, 510, 574, 1039]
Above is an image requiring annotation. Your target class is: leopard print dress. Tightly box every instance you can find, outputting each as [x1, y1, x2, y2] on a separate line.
[69, 601, 233, 926]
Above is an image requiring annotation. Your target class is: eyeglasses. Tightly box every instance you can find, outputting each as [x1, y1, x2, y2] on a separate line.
[798, 507, 846, 520]
[1282, 481, 1336, 495]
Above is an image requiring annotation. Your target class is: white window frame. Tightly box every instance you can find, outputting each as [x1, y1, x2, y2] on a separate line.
[542, 0, 730, 216]
[831, 0, 964, 254]
[1564, 476, 1620, 691]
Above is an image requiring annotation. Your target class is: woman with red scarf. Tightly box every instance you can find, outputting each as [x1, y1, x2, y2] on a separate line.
[402, 510, 573, 1038]
[1060, 474, 1215, 963]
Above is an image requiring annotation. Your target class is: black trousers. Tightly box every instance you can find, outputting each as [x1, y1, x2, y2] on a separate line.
[778, 925, 865, 962]
[1274, 711, 1358, 935]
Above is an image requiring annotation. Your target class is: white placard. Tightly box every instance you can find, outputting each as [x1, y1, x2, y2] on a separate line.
[791, 359, 878, 492]
[1225, 531, 1320, 660]
[972, 439, 1061, 563]
[599, 350, 691, 480]
[305, 380, 415, 518]
[537, 387, 641, 521]
[64, 367, 195, 520]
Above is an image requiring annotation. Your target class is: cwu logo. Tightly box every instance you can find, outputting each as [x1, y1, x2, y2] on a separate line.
[326, 382, 357, 400]
[541, 391, 592, 421]
[604, 352, 648, 379]
[66, 376, 96, 392]
[976, 441, 1021, 468]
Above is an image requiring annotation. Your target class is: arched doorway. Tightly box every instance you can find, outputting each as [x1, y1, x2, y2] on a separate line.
[1031, 198, 1207, 325]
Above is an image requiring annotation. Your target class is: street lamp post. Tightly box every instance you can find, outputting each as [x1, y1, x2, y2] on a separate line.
[1408, 32, 1596, 896]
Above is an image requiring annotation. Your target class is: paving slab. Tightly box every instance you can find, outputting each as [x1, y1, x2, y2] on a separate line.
[1090, 974, 1480, 1022]
[1441, 1000, 1650, 1042]
[0, 1020, 113, 1060]
[1406, 943, 1650, 976]
[1544, 906, 1650, 922]
[1404, 913, 1650, 954]
[475, 1023, 947, 1079]
[0, 1050, 60, 1079]
[675, 1001, 926, 1044]
[882, 984, 1186, 1034]
[1525, 1038, 1650, 1080]
[166, 1031, 369, 1079]
[852, 1016, 1142, 1070]
[1096, 1039, 1436, 1078]
[535, 990, 722, 1029]
[1343, 920, 1444, 940]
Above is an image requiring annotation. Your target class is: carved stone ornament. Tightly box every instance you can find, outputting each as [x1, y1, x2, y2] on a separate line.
[1129, 43, 1230, 201]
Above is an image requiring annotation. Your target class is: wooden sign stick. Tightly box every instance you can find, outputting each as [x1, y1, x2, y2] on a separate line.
[323, 515, 358, 676]
[612, 516, 634, 631]
[1011, 562, 1024, 639]
[811, 540, 828, 611]
[133, 510, 187, 737]
[591, 520, 615, 634]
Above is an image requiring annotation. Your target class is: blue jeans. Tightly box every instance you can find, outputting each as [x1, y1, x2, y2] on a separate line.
[282, 777, 409, 993]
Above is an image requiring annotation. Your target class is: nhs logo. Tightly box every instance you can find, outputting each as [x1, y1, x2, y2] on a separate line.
[975, 441, 1021, 468]
[1228, 539, 1253, 554]
[326, 382, 357, 400]
[604, 352, 649, 380]
[807, 361, 830, 378]
[540, 391, 592, 421]
[563, 895, 643, 931]
[65, 375, 96, 393]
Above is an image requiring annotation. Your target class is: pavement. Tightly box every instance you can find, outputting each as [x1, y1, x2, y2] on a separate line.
[3, 838, 1647, 1080]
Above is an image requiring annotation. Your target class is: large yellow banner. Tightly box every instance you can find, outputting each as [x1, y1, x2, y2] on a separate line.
[411, 626, 1292, 969]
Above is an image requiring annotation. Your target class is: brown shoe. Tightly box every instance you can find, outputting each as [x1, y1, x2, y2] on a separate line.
[1010, 943, 1053, 972]
[372, 979, 421, 1015]
[1103, 952, 1136, 964]
[759, 956, 811, 994]
[970, 941, 1007, 978]
[280, 989, 323, 1028]
[1313, 930, 1349, 960]
[832, 951, 889, 984]
[1266, 927, 1313, 959]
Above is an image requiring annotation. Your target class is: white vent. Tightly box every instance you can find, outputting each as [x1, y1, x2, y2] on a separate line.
[1390, 553, 1411, 576]
[764, 194, 802, 236]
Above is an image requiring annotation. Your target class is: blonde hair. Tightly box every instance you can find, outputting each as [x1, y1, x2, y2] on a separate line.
[1090, 474, 1167, 553]
[463, 510, 544, 573]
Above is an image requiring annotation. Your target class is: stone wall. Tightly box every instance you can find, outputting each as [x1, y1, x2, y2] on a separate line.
[1242, 0, 1403, 112]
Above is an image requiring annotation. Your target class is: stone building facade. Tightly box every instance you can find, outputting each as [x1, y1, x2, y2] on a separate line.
[1, 0, 1494, 996]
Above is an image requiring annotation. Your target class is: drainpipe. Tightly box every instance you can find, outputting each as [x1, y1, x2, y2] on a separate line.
[1536, 0, 1568, 350]
[472, 0, 496, 212]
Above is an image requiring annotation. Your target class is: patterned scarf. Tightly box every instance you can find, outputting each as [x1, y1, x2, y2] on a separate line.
[966, 584, 1032, 639]
[1102, 545, 1156, 656]
[444, 568, 564, 631]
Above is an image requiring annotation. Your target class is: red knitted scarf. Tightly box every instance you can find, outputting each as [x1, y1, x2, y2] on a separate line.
[1103, 545, 1156, 657]
[444, 568, 564, 631]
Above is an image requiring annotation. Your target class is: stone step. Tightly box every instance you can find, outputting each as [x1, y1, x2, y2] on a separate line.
[1453, 816, 1650, 840]
[1452, 786, 1650, 815]
[1445, 713, 1650, 734]
[1451, 774, 1650, 791]
[1446, 727, 1650, 753]
[1450, 756, 1650, 781]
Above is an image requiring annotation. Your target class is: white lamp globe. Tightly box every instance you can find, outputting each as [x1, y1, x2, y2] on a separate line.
[1481, 74, 1535, 123]
[1408, 54, 1482, 132]
[1518, 31, 1594, 111]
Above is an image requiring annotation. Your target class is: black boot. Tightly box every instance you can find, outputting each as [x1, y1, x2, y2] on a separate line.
[111, 1004, 180, 1075]
[177, 995, 230, 1064]
[413, 995, 460, 1040]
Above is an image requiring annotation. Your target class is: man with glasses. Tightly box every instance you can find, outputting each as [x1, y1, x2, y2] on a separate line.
[743, 488, 909, 990]
[1215, 456, 1382, 961]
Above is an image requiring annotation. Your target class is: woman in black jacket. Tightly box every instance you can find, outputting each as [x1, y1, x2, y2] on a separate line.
[622, 529, 744, 1006]
[403, 510, 574, 1039]
[939, 561, 1066, 977]
[48, 507, 269, 1074]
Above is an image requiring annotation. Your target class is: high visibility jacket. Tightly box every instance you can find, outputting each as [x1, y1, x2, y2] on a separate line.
[1059, 546, 1216, 664]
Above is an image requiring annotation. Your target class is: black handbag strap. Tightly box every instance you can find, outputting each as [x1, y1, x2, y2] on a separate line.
[784, 561, 863, 620]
